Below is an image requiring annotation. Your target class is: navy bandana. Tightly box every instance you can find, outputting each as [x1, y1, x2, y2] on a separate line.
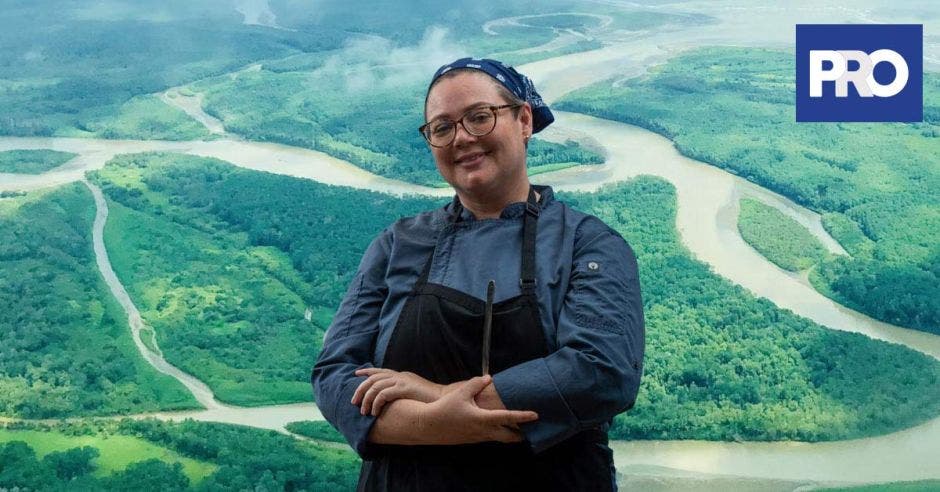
[429, 57, 555, 134]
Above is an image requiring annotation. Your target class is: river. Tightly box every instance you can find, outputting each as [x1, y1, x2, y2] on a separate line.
[2, 1, 938, 488]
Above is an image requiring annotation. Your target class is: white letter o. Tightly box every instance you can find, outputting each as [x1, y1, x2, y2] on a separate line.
[866, 49, 909, 97]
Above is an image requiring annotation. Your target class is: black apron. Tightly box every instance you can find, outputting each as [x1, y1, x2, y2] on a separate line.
[358, 188, 615, 492]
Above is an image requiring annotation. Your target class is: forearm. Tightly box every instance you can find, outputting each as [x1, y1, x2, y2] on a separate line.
[366, 381, 528, 446]
[366, 398, 431, 445]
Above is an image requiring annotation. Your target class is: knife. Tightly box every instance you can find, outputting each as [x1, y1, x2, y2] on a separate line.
[482, 280, 495, 376]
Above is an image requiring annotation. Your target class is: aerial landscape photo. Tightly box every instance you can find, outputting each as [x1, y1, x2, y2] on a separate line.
[0, 0, 938, 490]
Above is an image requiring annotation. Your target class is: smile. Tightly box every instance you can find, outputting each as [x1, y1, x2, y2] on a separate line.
[454, 151, 488, 166]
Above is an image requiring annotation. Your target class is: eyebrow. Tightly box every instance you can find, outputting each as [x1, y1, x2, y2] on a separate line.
[427, 101, 492, 122]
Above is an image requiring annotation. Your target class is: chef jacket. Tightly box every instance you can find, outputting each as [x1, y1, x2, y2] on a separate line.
[312, 184, 645, 458]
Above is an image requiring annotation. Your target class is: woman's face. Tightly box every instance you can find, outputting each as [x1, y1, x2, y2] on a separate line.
[424, 72, 533, 198]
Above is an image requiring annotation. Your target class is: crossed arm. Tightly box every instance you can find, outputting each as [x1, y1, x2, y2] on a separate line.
[312, 221, 644, 456]
[353, 370, 538, 445]
[310, 230, 545, 451]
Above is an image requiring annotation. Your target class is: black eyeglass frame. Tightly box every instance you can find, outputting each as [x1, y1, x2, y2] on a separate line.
[418, 103, 523, 148]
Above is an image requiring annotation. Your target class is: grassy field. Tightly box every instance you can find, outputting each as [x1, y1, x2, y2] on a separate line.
[0, 427, 216, 482]
[556, 46, 940, 334]
[737, 198, 830, 271]
[0, 149, 76, 174]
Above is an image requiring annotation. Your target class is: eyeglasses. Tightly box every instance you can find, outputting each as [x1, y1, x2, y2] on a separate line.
[419, 103, 522, 148]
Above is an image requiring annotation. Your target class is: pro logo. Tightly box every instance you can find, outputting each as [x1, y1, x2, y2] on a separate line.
[796, 24, 923, 122]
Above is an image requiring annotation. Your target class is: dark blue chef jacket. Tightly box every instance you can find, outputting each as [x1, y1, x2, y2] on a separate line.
[312, 185, 645, 459]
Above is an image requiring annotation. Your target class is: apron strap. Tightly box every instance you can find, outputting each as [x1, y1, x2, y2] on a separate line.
[420, 187, 540, 293]
[520, 186, 539, 294]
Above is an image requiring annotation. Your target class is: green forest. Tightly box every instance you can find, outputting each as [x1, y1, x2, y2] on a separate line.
[0, 419, 358, 491]
[0, 1, 345, 138]
[0, 185, 197, 418]
[560, 180, 940, 441]
[823, 480, 940, 492]
[89, 152, 940, 441]
[193, 65, 604, 186]
[737, 198, 830, 272]
[285, 421, 346, 444]
[90, 152, 443, 405]
[0, 426, 216, 484]
[1, 2, 938, 489]
[0, 149, 77, 174]
[556, 47, 940, 334]
[79, 95, 212, 141]
[0, 0, 705, 143]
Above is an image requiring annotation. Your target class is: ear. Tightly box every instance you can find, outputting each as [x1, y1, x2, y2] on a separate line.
[518, 102, 534, 137]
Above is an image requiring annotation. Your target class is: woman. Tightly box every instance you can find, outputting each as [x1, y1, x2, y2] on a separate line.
[312, 57, 645, 491]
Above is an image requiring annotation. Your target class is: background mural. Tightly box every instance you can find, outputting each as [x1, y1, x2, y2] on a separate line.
[0, 0, 937, 490]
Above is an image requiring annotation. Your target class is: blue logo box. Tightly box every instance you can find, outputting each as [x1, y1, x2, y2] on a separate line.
[795, 24, 923, 122]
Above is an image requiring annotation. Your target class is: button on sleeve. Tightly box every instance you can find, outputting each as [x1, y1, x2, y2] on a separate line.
[493, 221, 645, 453]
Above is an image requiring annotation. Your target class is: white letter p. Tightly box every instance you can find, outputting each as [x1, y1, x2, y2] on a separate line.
[809, 50, 845, 98]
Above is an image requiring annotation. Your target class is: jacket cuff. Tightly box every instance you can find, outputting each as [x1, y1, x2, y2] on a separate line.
[333, 376, 382, 460]
[492, 358, 580, 454]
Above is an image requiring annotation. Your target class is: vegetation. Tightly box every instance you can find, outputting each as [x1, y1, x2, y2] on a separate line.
[498, 39, 604, 66]
[272, 1, 709, 55]
[90, 152, 442, 405]
[560, 178, 940, 441]
[0, 426, 215, 482]
[120, 419, 359, 491]
[6, 4, 938, 487]
[0, 1, 346, 138]
[0, 444, 193, 491]
[737, 198, 830, 271]
[823, 481, 940, 492]
[493, 10, 711, 65]
[91, 151, 940, 441]
[557, 47, 940, 334]
[195, 67, 603, 186]
[0, 184, 198, 418]
[62, 95, 212, 141]
[0, 419, 358, 491]
[0, 149, 76, 174]
[285, 421, 347, 444]
[1, 0, 707, 142]
[100, 196, 318, 405]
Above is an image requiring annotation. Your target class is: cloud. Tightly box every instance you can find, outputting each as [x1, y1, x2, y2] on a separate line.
[234, 0, 280, 28]
[311, 26, 467, 94]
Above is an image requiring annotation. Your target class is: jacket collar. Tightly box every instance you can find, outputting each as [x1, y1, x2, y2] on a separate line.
[446, 185, 554, 222]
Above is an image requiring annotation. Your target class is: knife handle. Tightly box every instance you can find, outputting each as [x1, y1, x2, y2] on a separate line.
[482, 280, 495, 376]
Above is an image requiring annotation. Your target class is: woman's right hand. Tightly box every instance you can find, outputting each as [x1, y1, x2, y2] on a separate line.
[419, 375, 539, 444]
[353, 368, 444, 416]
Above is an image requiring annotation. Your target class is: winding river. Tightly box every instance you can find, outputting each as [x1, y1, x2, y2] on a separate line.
[2, 1, 939, 488]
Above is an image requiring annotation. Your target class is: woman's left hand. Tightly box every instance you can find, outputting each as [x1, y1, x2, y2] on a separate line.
[352, 368, 444, 416]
